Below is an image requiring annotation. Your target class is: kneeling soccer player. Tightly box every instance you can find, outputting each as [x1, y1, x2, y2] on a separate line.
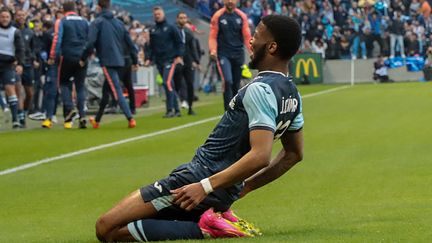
[95, 15, 304, 242]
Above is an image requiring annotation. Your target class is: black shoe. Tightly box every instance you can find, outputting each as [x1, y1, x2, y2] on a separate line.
[163, 111, 175, 118]
[175, 111, 181, 117]
[65, 109, 77, 123]
[19, 119, 26, 128]
[78, 118, 87, 129]
[188, 109, 196, 115]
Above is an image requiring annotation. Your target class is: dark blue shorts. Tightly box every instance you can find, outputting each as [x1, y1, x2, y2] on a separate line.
[140, 161, 239, 222]
[20, 66, 35, 86]
[0, 68, 17, 85]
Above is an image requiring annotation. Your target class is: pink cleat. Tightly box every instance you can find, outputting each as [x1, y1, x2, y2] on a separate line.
[198, 208, 252, 238]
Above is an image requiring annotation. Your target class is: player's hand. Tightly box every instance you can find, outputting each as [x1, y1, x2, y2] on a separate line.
[144, 60, 151, 67]
[171, 182, 207, 211]
[192, 62, 201, 70]
[210, 52, 217, 61]
[33, 61, 40, 69]
[79, 60, 85, 67]
[132, 64, 139, 72]
[15, 65, 23, 75]
[47, 58, 55, 65]
[174, 56, 184, 65]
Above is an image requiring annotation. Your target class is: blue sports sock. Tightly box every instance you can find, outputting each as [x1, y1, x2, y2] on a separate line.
[7, 95, 18, 122]
[0, 93, 6, 110]
[127, 219, 203, 241]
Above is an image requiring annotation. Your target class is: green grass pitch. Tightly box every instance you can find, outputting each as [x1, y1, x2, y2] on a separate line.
[0, 82, 431, 242]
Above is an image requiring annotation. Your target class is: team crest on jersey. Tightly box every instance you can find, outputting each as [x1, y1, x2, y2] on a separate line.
[236, 18, 241, 24]
[25, 35, 29, 41]
[163, 27, 168, 31]
[220, 19, 228, 25]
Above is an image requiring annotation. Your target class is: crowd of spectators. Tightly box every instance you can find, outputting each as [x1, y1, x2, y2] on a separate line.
[196, 0, 432, 60]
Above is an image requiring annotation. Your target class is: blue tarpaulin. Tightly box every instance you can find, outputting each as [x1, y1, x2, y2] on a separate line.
[384, 56, 425, 72]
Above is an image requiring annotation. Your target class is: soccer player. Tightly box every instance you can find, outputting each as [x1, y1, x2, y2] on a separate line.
[82, 0, 137, 129]
[144, 6, 183, 118]
[95, 15, 303, 242]
[209, 0, 252, 111]
[0, 8, 24, 129]
[49, 1, 89, 129]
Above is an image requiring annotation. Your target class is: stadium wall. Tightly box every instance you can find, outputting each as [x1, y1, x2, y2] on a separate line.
[323, 59, 423, 84]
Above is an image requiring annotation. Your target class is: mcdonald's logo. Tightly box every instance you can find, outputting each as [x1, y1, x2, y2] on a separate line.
[295, 58, 319, 78]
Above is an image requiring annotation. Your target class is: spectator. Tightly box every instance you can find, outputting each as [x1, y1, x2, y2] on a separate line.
[389, 11, 406, 58]
[419, 0, 431, 19]
[340, 34, 351, 59]
[410, 0, 421, 16]
[326, 35, 341, 59]
[368, 12, 383, 56]
[406, 33, 420, 56]
[312, 37, 327, 58]
[422, 46, 432, 80]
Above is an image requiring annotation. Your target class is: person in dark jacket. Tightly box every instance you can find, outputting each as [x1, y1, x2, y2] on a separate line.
[81, 0, 138, 129]
[41, 18, 60, 129]
[14, 9, 37, 128]
[0, 8, 25, 129]
[175, 12, 200, 115]
[389, 11, 406, 58]
[144, 6, 184, 118]
[48, 1, 89, 129]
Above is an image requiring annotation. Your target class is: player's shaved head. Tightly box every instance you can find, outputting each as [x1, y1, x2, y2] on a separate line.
[98, 0, 111, 9]
[261, 15, 301, 60]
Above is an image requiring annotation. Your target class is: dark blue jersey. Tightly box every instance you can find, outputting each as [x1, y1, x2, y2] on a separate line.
[209, 8, 251, 59]
[193, 71, 304, 174]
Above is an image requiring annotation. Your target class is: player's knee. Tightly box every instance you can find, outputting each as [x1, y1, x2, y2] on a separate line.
[95, 215, 111, 242]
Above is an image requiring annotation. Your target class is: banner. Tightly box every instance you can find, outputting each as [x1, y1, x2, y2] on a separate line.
[290, 53, 323, 84]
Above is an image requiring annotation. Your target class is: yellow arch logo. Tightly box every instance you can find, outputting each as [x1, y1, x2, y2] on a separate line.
[295, 58, 319, 78]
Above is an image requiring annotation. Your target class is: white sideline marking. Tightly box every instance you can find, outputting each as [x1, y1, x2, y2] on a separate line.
[0, 117, 221, 176]
[0, 85, 350, 176]
[301, 85, 350, 98]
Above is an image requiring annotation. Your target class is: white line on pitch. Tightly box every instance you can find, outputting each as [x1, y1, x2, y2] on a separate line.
[0, 116, 221, 176]
[0, 85, 350, 176]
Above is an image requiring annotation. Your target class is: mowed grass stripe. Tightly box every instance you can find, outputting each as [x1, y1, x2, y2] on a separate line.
[0, 86, 340, 172]
[0, 82, 431, 242]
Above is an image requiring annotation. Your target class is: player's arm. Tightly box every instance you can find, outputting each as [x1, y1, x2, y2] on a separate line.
[208, 10, 221, 58]
[235, 9, 252, 54]
[172, 129, 273, 211]
[241, 129, 303, 197]
[81, 20, 99, 62]
[49, 19, 63, 62]
[172, 82, 278, 211]
[14, 29, 25, 66]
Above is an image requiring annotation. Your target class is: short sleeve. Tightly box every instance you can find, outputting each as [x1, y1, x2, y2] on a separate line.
[288, 92, 304, 131]
[242, 82, 278, 132]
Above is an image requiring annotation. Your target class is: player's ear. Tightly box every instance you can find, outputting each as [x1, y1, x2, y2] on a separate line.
[267, 41, 278, 55]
